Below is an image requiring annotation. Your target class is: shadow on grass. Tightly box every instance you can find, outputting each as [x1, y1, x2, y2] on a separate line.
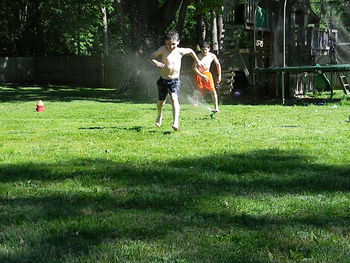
[0, 84, 155, 103]
[78, 125, 172, 135]
[1, 149, 350, 262]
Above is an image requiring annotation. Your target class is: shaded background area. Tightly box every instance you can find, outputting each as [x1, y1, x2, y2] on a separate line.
[0, 56, 159, 99]
[0, 84, 122, 103]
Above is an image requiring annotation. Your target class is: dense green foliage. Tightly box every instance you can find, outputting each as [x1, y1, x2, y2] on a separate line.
[310, 0, 350, 29]
[2, 0, 350, 57]
[0, 0, 115, 56]
[0, 0, 223, 56]
[1, 85, 350, 262]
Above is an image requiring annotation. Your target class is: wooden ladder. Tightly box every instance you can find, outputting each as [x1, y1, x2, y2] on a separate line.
[337, 72, 350, 95]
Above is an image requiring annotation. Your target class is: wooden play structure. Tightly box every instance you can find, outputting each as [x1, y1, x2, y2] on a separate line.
[220, 0, 350, 102]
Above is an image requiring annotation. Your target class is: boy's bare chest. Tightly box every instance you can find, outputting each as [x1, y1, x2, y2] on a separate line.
[199, 55, 213, 67]
[163, 51, 182, 64]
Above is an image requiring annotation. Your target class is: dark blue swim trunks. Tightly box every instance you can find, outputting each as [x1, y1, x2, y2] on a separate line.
[157, 77, 181, 101]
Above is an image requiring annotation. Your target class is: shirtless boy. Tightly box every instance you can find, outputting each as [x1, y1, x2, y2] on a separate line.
[192, 42, 221, 112]
[151, 30, 203, 131]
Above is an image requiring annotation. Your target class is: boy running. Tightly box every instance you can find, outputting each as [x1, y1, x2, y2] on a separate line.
[151, 30, 203, 131]
[192, 41, 221, 112]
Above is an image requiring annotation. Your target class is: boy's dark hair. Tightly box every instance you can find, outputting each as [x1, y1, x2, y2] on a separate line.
[165, 30, 180, 42]
[200, 41, 210, 49]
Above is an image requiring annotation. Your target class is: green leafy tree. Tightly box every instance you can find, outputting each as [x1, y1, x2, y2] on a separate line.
[41, 0, 114, 55]
[0, 0, 224, 56]
[0, 0, 44, 56]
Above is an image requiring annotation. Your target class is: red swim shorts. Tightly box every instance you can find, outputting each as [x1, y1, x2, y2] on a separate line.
[196, 71, 215, 95]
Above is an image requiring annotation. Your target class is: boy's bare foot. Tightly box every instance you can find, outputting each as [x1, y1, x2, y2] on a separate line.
[172, 124, 179, 131]
[155, 117, 162, 127]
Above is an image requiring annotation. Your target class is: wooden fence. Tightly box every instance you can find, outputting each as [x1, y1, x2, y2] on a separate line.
[0, 55, 130, 88]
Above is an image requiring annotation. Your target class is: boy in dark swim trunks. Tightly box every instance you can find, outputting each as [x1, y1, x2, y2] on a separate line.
[150, 30, 203, 131]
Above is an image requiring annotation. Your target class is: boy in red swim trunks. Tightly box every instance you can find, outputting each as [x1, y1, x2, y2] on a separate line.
[193, 42, 221, 112]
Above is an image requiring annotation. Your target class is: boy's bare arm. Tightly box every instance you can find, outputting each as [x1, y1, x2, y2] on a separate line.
[182, 48, 204, 67]
[192, 60, 209, 80]
[213, 54, 222, 83]
[151, 48, 165, 69]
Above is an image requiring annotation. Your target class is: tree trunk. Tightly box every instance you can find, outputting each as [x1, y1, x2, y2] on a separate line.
[217, 7, 224, 53]
[77, 3, 82, 55]
[101, 6, 109, 56]
[196, 14, 206, 50]
[160, 0, 183, 29]
[212, 10, 219, 53]
[121, 0, 183, 53]
[176, 0, 190, 35]
[26, 0, 44, 55]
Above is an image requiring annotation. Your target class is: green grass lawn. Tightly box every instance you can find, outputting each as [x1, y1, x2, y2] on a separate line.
[1, 85, 350, 263]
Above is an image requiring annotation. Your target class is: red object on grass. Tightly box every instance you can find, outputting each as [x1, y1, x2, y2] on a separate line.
[36, 100, 45, 112]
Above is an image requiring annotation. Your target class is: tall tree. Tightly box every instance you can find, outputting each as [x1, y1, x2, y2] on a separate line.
[211, 10, 219, 52]
[176, 0, 191, 36]
[101, 5, 109, 56]
[0, 0, 44, 56]
[217, 7, 224, 52]
[194, 0, 224, 49]
[120, 0, 189, 53]
[0, 0, 226, 56]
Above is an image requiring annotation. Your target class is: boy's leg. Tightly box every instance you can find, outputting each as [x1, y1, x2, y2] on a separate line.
[156, 99, 166, 127]
[169, 92, 180, 130]
[193, 89, 201, 106]
[210, 90, 219, 112]
[194, 75, 204, 106]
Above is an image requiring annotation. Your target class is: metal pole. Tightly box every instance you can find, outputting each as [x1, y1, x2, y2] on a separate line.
[253, 0, 258, 69]
[281, 0, 288, 105]
[283, 0, 287, 68]
[253, 0, 257, 95]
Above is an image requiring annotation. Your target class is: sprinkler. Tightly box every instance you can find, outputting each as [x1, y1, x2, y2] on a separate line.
[209, 108, 218, 119]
